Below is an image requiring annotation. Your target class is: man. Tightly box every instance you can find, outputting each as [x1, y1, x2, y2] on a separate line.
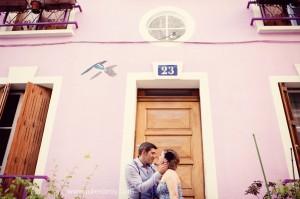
[126, 142, 168, 199]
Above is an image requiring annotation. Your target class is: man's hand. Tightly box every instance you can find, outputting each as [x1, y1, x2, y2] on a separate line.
[157, 162, 168, 175]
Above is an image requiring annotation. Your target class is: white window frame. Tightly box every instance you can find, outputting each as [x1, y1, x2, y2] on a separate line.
[250, 4, 300, 33]
[270, 64, 300, 179]
[147, 12, 186, 41]
[0, 67, 62, 185]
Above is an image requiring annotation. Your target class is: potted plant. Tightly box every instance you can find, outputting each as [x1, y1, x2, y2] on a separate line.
[0, 0, 27, 12]
[30, 0, 42, 14]
[287, 1, 300, 25]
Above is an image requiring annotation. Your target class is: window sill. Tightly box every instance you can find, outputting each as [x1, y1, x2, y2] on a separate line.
[250, 4, 300, 33]
[0, 28, 74, 38]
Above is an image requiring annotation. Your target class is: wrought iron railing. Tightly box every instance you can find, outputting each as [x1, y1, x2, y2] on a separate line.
[247, 0, 300, 26]
[0, 1, 82, 31]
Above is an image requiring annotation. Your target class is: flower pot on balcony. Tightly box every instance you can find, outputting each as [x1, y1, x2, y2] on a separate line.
[257, 0, 295, 4]
[44, 0, 76, 9]
[259, 3, 292, 25]
[30, 0, 42, 14]
[287, 5, 300, 25]
[0, 0, 27, 12]
[44, 0, 76, 4]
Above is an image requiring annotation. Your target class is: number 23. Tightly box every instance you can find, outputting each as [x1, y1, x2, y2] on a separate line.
[161, 66, 175, 75]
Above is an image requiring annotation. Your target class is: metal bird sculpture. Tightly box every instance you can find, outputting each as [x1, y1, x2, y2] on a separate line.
[81, 60, 117, 79]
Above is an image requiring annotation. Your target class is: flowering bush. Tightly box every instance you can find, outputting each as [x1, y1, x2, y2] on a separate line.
[245, 179, 300, 199]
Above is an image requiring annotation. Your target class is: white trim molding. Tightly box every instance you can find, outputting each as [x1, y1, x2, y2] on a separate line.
[250, 4, 300, 33]
[269, 71, 300, 179]
[118, 72, 218, 199]
[0, 66, 62, 181]
[8, 66, 38, 82]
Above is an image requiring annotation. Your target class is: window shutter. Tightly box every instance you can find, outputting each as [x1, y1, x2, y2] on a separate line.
[279, 82, 300, 172]
[4, 83, 52, 175]
[0, 84, 10, 119]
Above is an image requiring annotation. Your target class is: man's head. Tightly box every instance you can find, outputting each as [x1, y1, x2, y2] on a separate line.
[138, 142, 157, 164]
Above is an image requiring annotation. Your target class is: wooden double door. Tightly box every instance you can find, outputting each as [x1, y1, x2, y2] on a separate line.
[134, 91, 205, 199]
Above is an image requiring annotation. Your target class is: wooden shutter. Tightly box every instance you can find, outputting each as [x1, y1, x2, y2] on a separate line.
[4, 83, 52, 175]
[279, 82, 300, 172]
[0, 84, 10, 119]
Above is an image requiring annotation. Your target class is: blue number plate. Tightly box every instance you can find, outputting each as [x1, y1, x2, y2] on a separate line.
[158, 65, 178, 76]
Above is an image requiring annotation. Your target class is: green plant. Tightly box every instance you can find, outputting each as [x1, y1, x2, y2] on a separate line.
[73, 164, 99, 199]
[245, 179, 300, 199]
[0, 154, 99, 199]
[45, 154, 99, 199]
[44, 164, 78, 199]
[0, 177, 44, 199]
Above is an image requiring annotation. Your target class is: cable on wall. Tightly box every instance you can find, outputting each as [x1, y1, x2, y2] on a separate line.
[0, 39, 300, 47]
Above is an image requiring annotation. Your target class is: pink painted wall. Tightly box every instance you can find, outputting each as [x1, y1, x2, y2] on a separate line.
[1, 0, 300, 198]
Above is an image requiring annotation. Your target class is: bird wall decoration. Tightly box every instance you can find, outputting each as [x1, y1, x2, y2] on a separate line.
[81, 60, 117, 79]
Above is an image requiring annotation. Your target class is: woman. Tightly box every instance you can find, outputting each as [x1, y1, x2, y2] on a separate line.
[156, 149, 184, 199]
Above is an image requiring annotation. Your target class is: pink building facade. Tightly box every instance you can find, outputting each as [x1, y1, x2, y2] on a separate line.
[0, 0, 300, 198]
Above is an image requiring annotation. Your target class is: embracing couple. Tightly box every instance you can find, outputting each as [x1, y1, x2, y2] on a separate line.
[125, 142, 183, 199]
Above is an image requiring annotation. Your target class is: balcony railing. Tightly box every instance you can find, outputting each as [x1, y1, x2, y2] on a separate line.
[0, 0, 82, 31]
[247, 0, 300, 26]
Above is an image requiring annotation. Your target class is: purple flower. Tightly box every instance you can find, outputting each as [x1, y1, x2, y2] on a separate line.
[282, 179, 297, 185]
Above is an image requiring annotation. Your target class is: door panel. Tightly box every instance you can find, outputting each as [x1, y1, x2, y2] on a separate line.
[147, 108, 191, 129]
[135, 101, 205, 199]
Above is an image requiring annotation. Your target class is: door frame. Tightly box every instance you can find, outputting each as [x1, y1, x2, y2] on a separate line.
[118, 72, 218, 199]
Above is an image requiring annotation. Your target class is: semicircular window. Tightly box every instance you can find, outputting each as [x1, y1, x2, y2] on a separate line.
[147, 14, 186, 41]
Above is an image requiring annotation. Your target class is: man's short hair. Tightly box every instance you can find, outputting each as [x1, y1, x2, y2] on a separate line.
[138, 142, 157, 156]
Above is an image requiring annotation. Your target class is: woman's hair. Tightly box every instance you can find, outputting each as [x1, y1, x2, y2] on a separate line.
[164, 149, 180, 170]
